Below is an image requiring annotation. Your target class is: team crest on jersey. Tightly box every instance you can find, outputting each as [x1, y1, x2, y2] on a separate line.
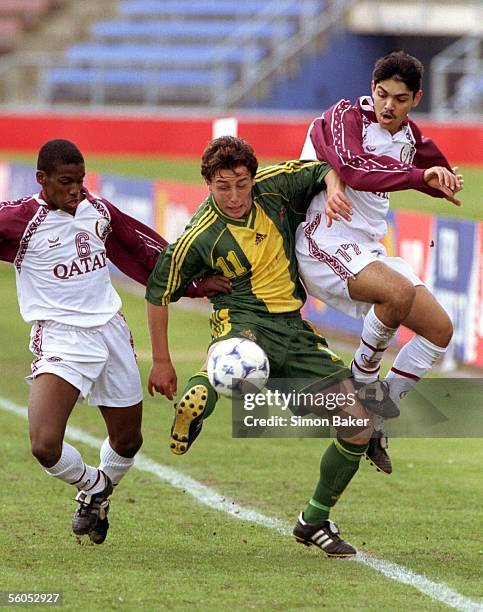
[240, 329, 257, 343]
[400, 143, 415, 164]
[95, 218, 111, 241]
[48, 236, 61, 249]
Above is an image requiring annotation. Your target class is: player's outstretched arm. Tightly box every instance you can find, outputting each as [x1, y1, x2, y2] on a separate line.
[146, 302, 177, 400]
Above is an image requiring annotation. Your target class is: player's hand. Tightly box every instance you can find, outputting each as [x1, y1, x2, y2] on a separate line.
[423, 166, 462, 204]
[202, 275, 232, 297]
[444, 193, 462, 206]
[148, 359, 177, 400]
[452, 166, 464, 193]
[325, 191, 352, 227]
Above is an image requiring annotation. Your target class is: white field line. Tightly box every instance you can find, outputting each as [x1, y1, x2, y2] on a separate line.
[2, 397, 482, 612]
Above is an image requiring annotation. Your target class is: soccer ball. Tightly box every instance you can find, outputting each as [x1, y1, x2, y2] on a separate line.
[207, 338, 270, 397]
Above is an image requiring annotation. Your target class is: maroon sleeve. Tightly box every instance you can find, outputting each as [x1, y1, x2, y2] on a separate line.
[183, 277, 213, 299]
[0, 198, 37, 263]
[309, 100, 427, 193]
[409, 119, 454, 198]
[101, 198, 209, 297]
[102, 199, 167, 286]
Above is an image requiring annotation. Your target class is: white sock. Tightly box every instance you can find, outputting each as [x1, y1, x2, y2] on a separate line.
[352, 306, 398, 383]
[44, 442, 102, 492]
[385, 334, 447, 405]
[99, 438, 135, 486]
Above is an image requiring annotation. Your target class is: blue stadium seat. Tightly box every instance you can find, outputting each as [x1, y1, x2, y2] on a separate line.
[46, 67, 236, 87]
[44, 66, 237, 103]
[44, 0, 324, 105]
[65, 43, 265, 66]
[91, 20, 295, 42]
[117, 0, 312, 18]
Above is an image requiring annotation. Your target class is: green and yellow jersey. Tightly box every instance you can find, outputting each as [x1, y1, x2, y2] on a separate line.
[146, 160, 331, 315]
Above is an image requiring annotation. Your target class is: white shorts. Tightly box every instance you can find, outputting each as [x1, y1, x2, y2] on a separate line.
[27, 313, 143, 407]
[296, 213, 424, 319]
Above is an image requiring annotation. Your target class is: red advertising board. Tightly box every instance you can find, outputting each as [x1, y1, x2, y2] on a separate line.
[154, 180, 208, 240]
[0, 112, 480, 165]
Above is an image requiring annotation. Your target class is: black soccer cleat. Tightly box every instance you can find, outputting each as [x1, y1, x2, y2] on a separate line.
[170, 384, 208, 455]
[89, 516, 109, 545]
[355, 379, 400, 419]
[72, 472, 113, 541]
[293, 513, 357, 557]
[366, 429, 392, 474]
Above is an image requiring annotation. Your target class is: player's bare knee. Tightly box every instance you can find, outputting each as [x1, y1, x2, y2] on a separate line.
[388, 280, 415, 319]
[111, 433, 143, 458]
[30, 440, 62, 468]
[423, 315, 453, 348]
[437, 316, 453, 347]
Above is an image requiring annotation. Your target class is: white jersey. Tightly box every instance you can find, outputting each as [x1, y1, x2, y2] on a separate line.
[1, 187, 204, 330]
[299, 96, 451, 245]
[301, 98, 417, 243]
[14, 193, 121, 327]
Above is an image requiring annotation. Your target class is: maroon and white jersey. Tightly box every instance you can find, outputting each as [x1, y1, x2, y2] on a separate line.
[0, 189, 167, 327]
[300, 96, 452, 242]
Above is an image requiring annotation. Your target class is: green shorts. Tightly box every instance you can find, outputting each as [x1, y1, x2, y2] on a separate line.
[209, 308, 351, 392]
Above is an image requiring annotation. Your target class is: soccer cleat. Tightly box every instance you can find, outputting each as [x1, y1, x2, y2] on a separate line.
[293, 513, 357, 557]
[72, 472, 113, 540]
[89, 516, 109, 545]
[366, 430, 392, 474]
[169, 384, 208, 455]
[355, 379, 400, 419]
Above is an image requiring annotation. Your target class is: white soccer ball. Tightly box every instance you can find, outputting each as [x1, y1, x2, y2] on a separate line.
[207, 338, 270, 398]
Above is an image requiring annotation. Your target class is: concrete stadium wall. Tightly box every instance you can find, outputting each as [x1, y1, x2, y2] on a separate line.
[0, 112, 481, 165]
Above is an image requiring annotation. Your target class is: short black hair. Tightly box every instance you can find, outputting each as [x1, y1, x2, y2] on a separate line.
[373, 51, 424, 95]
[201, 136, 258, 181]
[37, 139, 84, 175]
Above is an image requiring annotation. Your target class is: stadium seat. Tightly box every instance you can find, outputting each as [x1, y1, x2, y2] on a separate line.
[0, 17, 21, 52]
[117, 0, 312, 18]
[91, 20, 295, 43]
[43, 0, 324, 105]
[65, 43, 265, 66]
[0, 0, 52, 28]
[43, 66, 237, 104]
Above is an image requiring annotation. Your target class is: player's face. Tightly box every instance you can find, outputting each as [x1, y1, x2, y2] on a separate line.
[206, 166, 255, 219]
[36, 163, 86, 215]
[371, 78, 422, 135]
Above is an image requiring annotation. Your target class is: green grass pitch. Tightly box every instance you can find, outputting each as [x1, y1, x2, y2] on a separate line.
[0, 151, 481, 610]
[0, 265, 482, 611]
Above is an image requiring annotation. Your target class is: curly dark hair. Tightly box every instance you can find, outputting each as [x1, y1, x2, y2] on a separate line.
[373, 50, 424, 95]
[201, 136, 258, 181]
[37, 139, 84, 175]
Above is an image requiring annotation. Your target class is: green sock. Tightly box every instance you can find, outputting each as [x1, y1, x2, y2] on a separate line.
[178, 371, 218, 419]
[303, 436, 369, 524]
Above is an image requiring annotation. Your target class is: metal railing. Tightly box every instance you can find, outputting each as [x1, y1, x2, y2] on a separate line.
[430, 35, 482, 119]
[212, 0, 356, 108]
